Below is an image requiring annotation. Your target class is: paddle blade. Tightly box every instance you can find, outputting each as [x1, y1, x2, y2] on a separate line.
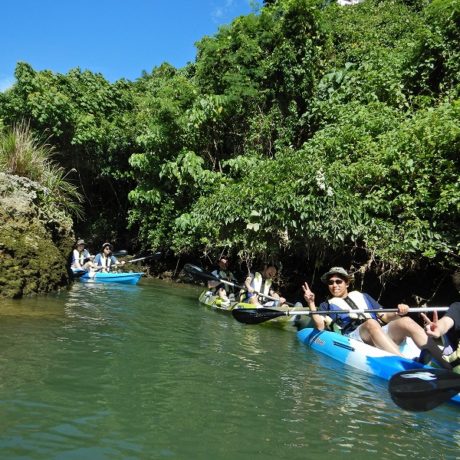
[231, 307, 286, 325]
[71, 269, 87, 279]
[112, 250, 128, 257]
[151, 251, 162, 260]
[389, 368, 460, 412]
[183, 264, 219, 282]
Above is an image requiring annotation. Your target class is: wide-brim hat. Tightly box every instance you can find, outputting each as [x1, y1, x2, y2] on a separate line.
[321, 266, 351, 284]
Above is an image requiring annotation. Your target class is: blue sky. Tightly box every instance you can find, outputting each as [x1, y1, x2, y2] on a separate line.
[0, 0, 259, 91]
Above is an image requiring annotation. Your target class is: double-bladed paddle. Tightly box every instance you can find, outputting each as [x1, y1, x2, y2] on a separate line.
[72, 252, 161, 278]
[183, 263, 293, 306]
[389, 368, 460, 411]
[231, 306, 449, 325]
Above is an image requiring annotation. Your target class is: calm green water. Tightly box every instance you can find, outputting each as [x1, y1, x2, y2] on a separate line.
[0, 279, 459, 460]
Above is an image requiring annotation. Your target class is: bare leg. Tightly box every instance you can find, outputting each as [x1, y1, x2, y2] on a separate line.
[387, 317, 452, 369]
[386, 317, 427, 346]
[358, 319, 404, 356]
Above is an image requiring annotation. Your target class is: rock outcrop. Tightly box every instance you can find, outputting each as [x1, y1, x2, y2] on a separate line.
[0, 173, 74, 298]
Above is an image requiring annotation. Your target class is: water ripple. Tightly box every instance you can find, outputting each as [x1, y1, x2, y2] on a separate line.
[0, 280, 459, 459]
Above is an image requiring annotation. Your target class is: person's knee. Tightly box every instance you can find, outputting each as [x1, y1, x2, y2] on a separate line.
[363, 319, 381, 333]
[394, 316, 418, 332]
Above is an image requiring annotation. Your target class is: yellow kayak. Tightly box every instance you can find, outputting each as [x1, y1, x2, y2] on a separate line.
[198, 290, 311, 330]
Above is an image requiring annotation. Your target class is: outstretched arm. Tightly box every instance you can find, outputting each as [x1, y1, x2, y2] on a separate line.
[302, 282, 325, 330]
[244, 276, 254, 294]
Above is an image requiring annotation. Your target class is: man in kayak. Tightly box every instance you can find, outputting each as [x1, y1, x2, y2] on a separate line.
[94, 243, 125, 272]
[243, 264, 286, 307]
[421, 271, 460, 373]
[302, 266, 449, 364]
[206, 256, 237, 304]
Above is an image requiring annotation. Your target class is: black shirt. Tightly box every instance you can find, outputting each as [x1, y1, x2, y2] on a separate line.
[445, 302, 460, 350]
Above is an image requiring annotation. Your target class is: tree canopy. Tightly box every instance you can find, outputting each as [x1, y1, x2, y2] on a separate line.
[1, 0, 459, 284]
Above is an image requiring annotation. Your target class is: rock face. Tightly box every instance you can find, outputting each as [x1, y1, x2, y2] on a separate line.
[0, 173, 75, 298]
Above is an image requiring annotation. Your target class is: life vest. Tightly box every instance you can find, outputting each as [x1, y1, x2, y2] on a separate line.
[443, 347, 460, 374]
[251, 272, 273, 302]
[441, 332, 460, 374]
[210, 269, 234, 294]
[98, 254, 113, 272]
[326, 291, 379, 334]
[212, 269, 234, 281]
[71, 249, 88, 268]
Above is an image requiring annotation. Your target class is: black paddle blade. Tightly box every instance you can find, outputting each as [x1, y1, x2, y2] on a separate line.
[231, 307, 286, 324]
[389, 368, 460, 412]
[183, 264, 219, 281]
[71, 269, 87, 279]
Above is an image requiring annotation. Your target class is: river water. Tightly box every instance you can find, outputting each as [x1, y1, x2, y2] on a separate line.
[0, 279, 458, 459]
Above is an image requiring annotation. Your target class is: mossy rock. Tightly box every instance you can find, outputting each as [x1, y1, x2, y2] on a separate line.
[0, 173, 75, 299]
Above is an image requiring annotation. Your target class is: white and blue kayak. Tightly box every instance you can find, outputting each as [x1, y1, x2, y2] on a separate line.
[297, 327, 460, 406]
[73, 270, 143, 285]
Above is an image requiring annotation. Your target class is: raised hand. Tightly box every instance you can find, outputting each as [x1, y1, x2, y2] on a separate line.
[302, 282, 315, 307]
[421, 310, 441, 338]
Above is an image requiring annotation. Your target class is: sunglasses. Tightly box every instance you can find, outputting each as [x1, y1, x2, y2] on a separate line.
[328, 279, 345, 286]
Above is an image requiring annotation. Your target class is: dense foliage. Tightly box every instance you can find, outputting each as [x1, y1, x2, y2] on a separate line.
[0, 0, 459, 283]
[0, 121, 83, 218]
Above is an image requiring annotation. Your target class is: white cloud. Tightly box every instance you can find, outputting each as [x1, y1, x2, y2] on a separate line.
[211, 0, 237, 22]
[0, 76, 15, 92]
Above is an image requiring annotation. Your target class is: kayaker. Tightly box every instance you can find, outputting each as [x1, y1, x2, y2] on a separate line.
[243, 264, 286, 307]
[302, 266, 450, 364]
[70, 239, 95, 272]
[421, 271, 460, 373]
[207, 256, 236, 303]
[94, 243, 125, 272]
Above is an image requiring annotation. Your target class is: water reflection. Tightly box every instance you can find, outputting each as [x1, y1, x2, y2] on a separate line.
[0, 279, 458, 459]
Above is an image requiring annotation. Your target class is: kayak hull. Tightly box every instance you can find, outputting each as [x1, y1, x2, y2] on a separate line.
[198, 290, 237, 311]
[297, 327, 460, 405]
[199, 291, 311, 330]
[77, 271, 143, 285]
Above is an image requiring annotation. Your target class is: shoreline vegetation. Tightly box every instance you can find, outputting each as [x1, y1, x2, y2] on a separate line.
[0, 0, 458, 301]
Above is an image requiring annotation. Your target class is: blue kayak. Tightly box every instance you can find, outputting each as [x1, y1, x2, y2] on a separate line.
[74, 270, 143, 285]
[297, 327, 460, 406]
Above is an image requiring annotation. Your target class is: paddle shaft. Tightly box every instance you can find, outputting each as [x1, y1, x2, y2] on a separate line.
[283, 306, 448, 316]
[231, 305, 450, 325]
[184, 263, 294, 306]
[212, 278, 294, 306]
[255, 306, 449, 317]
[128, 255, 156, 263]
